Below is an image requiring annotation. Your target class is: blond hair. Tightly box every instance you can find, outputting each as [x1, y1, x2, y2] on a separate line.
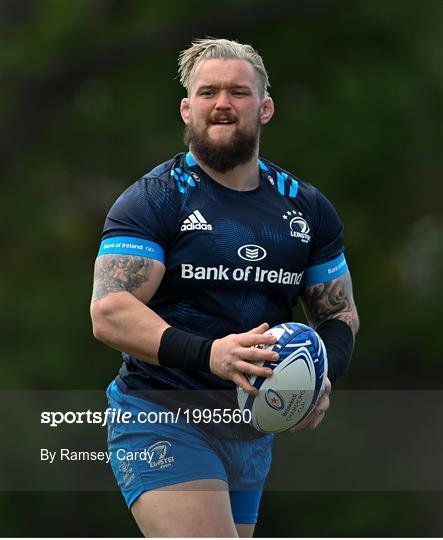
[178, 38, 270, 97]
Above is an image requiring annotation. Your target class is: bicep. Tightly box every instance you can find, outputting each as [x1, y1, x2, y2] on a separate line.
[301, 270, 359, 337]
[91, 254, 165, 305]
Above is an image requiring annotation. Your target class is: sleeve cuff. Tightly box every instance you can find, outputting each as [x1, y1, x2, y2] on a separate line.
[98, 236, 164, 263]
[304, 253, 348, 287]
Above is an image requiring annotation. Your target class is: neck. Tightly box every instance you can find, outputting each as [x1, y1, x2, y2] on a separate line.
[189, 146, 261, 191]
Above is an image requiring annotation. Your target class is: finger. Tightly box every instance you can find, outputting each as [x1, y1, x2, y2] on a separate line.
[237, 332, 277, 348]
[289, 410, 313, 432]
[290, 412, 318, 433]
[313, 394, 330, 415]
[232, 373, 258, 395]
[310, 412, 325, 430]
[245, 322, 269, 335]
[235, 359, 273, 378]
[290, 402, 321, 432]
[324, 378, 332, 395]
[238, 346, 279, 364]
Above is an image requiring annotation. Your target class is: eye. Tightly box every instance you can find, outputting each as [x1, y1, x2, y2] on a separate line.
[232, 88, 250, 96]
[199, 90, 215, 97]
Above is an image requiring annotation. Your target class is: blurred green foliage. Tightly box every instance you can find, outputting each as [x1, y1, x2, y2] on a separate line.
[1, 0, 442, 536]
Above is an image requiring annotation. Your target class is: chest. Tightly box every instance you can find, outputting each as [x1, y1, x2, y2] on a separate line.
[165, 187, 314, 290]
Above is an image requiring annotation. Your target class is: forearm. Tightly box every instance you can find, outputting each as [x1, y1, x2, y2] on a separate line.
[301, 271, 359, 383]
[302, 273, 359, 340]
[314, 309, 359, 343]
[91, 291, 169, 364]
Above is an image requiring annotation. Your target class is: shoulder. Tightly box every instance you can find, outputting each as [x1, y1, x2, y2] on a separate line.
[115, 153, 193, 206]
[259, 157, 343, 239]
[259, 157, 324, 205]
[102, 155, 188, 243]
[142, 157, 176, 182]
[139, 155, 180, 192]
[137, 152, 201, 196]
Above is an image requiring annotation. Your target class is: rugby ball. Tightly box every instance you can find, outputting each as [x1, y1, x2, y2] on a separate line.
[237, 322, 328, 433]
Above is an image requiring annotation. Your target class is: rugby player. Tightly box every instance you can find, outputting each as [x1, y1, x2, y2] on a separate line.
[91, 38, 359, 537]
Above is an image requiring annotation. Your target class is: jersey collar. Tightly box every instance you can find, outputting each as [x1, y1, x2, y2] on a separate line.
[185, 151, 197, 167]
[186, 151, 267, 172]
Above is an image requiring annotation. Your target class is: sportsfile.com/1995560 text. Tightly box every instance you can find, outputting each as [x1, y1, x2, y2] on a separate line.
[40, 407, 251, 428]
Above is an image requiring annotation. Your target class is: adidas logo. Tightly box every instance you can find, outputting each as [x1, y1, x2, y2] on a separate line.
[180, 210, 213, 231]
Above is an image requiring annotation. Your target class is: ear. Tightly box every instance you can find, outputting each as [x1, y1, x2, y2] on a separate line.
[259, 96, 274, 125]
[180, 98, 191, 125]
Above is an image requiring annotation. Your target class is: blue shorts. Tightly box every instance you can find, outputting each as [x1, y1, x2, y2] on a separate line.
[106, 381, 273, 524]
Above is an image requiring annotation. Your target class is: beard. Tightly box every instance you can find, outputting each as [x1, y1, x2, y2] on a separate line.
[184, 119, 260, 173]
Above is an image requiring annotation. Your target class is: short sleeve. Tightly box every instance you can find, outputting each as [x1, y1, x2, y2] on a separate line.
[98, 176, 179, 263]
[304, 190, 348, 286]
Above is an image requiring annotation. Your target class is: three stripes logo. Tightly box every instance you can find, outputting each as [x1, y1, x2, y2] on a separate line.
[181, 210, 213, 232]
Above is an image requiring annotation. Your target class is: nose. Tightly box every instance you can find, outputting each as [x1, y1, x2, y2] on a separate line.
[214, 90, 232, 110]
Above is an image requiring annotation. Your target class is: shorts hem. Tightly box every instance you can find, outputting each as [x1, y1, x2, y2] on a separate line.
[125, 472, 229, 508]
[233, 515, 258, 525]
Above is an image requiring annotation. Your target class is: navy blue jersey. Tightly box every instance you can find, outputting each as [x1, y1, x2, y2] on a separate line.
[98, 152, 348, 438]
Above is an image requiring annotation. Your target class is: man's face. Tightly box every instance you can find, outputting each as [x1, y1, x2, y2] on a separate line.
[180, 58, 274, 172]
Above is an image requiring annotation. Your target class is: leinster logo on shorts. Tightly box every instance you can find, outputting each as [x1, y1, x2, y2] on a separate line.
[265, 389, 285, 411]
[282, 210, 311, 243]
[146, 440, 175, 470]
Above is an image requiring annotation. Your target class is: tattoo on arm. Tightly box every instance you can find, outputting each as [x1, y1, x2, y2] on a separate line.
[92, 255, 153, 302]
[302, 272, 360, 338]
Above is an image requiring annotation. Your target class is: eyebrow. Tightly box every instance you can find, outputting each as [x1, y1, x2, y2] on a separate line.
[196, 84, 253, 91]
